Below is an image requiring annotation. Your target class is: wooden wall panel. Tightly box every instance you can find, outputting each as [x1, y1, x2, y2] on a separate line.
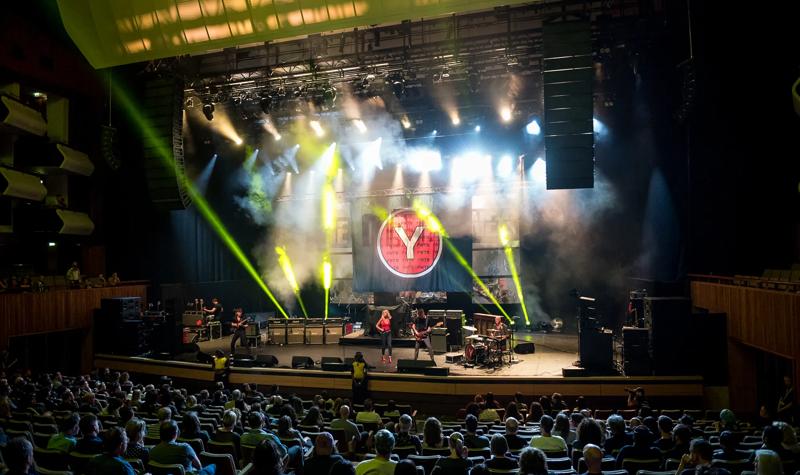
[0, 284, 148, 348]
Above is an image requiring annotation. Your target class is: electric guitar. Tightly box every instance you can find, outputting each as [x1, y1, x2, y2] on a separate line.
[231, 316, 251, 330]
[410, 321, 443, 340]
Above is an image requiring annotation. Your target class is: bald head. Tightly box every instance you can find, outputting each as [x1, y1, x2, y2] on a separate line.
[583, 444, 603, 472]
[339, 405, 350, 419]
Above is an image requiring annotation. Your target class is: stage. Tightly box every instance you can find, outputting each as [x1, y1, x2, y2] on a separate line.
[195, 331, 580, 377]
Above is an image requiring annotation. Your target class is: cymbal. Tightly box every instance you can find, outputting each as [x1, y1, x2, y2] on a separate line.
[466, 335, 484, 341]
[462, 326, 478, 332]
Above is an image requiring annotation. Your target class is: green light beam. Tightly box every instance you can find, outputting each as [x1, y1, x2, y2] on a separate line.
[500, 224, 529, 325]
[275, 246, 309, 318]
[112, 80, 289, 318]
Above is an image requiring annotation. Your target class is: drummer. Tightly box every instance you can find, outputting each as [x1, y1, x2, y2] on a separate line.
[491, 316, 509, 349]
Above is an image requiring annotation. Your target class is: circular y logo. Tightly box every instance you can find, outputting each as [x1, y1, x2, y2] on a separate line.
[377, 208, 443, 278]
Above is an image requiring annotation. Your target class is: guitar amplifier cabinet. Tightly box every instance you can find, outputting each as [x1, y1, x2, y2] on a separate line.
[287, 319, 305, 345]
[268, 318, 287, 345]
[325, 319, 343, 344]
[306, 319, 324, 344]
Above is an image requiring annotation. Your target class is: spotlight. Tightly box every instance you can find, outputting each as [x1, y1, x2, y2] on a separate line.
[451, 116, 461, 126]
[309, 120, 324, 137]
[184, 97, 195, 109]
[401, 116, 412, 129]
[233, 137, 243, 146]
[525, 119, 541, 135]
[202, 103, 215, 121]
[431, 129, 438, 136]
[531, 157, 546, 183]
[474, 125, 481, 133]
[48, 242, 56, 247]
[274, 133, 282, 141]
[500, 106, 512, 123]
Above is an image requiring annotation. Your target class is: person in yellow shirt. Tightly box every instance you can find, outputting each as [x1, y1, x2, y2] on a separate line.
[211, 349, 229, 384]
[351, 352, 368, 404]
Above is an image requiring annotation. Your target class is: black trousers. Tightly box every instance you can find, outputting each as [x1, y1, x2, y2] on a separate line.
[380, 332, 392, 356]
[230, 328, 247, 353]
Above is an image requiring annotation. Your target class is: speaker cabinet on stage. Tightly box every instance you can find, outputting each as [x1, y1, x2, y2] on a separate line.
[287, 319, 304, 345]
[431, 327, 448, 353]
[579, 329, 613, 373]
[268, 319, 287, 345]
[305, 319, 324, 344]
[645, 297, 691, 375]
[256, 354, 279, 368]
[292, 356, 315, 369]
[622, 327, 651, 375]
[321, 356, 343, 365]
[233, 353, 255, 368]
[445, 314, 462, 348]
[325, 319, 343, 344]
[515, 342, 536, 354]
[322, 362, 350, 372]
[397, 359, 448, 376]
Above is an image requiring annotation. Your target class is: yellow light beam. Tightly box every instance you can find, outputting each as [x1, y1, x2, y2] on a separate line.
[499, 224, 529, 325]
[275, 246, 308, 318]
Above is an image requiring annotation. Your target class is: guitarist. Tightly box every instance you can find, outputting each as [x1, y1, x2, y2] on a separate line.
[230, 308, 250, 353]
[412, 308, 437, 363]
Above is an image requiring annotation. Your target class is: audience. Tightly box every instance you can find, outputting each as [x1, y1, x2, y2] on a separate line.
[554, 412, 576, 446]
[149, 420, 208, 474]
[211, 409, 241, 459]
[486, 433, 518, 470]
[87, 427, 137, 475]
[5, 437, 35, 475]
[124, 418, 150, 463]
[666, 424, 693, 460]
[582, 443, 604, 475]
[713, 430, 752, 461]
[504, 417, 527, 451]
[464, 414, 490, 450]
[431, 432, 472, 475]
[394, 459, 417, 475]
[355, 398, 382, 424]
[181, 411, 211, 444]
[253, 438, 289, 475]
[48, 412, 80, 452]
[518, 446, 549, 475]
[76, 414, 104, 454]
[423, 417, 445, 449]
[616, 426, 662, 468]
[330, 405, 360, 444]
[355, 429, 396, 475]
[530, 415, 568, 452]
[395, 414, 422, 454]
[305, 432, 345, 474]
[654, 415, 675, 451]
[754, 449, 783, 475]
[676, 439, 730, 475]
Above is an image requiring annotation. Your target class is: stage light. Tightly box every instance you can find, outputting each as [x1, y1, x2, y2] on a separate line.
[500, 106, 512, 123]
[525, 119, 541, 135]
[474, 125, 481, 133]
[233, 136, 243, 146]
[497, 154, 514, 178]
[401, 116, 412, 129]
[48, 242, 56, 247]
[202, 103, 215, 121]
[276, 246, 308, 318]
[531, 157, 546, 183]
[195, 153, 218, 195]
[353, 119, 367, 134]
[451, 115, 461, 126]
[431, 129, 438, 136]
[593, 117, 608, 138]
[408, 149, 442, 172]
[309, 120, 324, 137]
[274, 133, 282, 141]
[499, 224, 510, 247]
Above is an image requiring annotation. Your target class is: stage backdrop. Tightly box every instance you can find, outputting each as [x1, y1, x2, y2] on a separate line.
[350, 195, 472, 292]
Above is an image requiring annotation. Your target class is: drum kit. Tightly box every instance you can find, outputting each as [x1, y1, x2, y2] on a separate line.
[463, 326, 510, 368]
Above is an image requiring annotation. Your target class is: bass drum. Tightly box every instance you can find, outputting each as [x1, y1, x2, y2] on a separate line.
[465, 342, 476, 363]
[474, 344, 487, 364]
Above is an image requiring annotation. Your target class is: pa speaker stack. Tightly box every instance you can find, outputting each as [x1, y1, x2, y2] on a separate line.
[622, 327, 651, 375]
[292, 356, 315, 369]
[542, 19, 594, 189]
[645, 297, 691, 375]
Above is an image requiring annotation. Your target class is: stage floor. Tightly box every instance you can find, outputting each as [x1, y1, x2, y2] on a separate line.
[196, 331, 580, 377]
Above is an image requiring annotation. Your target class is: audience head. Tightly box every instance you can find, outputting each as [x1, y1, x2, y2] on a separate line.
[222, 409, 237, 429]
[673, 424, 691, 445]
[471, 464, 490, 475]
[754, 449, 783, 475]
[632, 425, 653, 446]
[398, 414, 413, 434]
[61, 412, 80, 434]
[490, 433, 509, 456]
[423, 417, 443, 447]
[657, 415, 673, 435]
[159, 420, 179, 442]
[505, 417, 519, 434]
[278, 415, 293, 435]
[539, 414, 555, 435]
[719, 430, 737, 450]
[583, 444, 603, 471]
[607, 414, 626, 436]
[339, 404, 350, 419]
[394, 459, 417, 475]
[249, 411, 264, 430]
[253, 439, 283, 475]
[763, 425, 784, 448]
[80, 414, 99, 436]
[448, 432, 465, 457]
[554, 413, 571, 437]
[182, 412, 202, 435]
[364, 398, 374, 411]
[103, 426, 128, 455]
[157, 406, 172, 422]
[465, 414, 479, 433]
[519, 446, 548, 475]
[689, 439, 714, 465]
[374, 429, 395, 457]
[5, 437, 33, 474]
[577, 418, 603, 446]
[315, 432, 335, 456]
[125, 418, 146, 444]
[642, 416, 658, 436]
[528, 402, 544, 422]
[773, 421, 797, 446]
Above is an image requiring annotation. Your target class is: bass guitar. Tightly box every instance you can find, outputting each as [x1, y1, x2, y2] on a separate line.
[410, 321, 443, 340]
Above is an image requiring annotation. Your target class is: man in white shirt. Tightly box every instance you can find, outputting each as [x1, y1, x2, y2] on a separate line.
[356, 429, 397, 475]
[529, 415, 568, 452]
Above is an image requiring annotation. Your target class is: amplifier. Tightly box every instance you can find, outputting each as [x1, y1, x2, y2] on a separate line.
[325, 321, 343, 344]
[182, 311, 204, 326]
[306, 324, 324, 344]
[287, 320, 305, 345]
[269, 321, 287, 345]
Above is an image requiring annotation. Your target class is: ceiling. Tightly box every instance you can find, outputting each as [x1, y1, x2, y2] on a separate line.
[56, 0, 540, 69]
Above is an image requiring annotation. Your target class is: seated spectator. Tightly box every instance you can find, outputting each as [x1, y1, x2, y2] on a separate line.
[528, 402, 544, 424]
[212, 410, 241, 459]
[394, 414, 422, 454]
[76, 414, 104, 454]
[300, 406, 324, 429]
[530, 415, 568, 452]
[118, 406, 134, 426]
[642, 416, 659, 439]
[552, 393, 568, 411]
[253, 439, 290, 475]
[88, 427, 136, 475]
[464, 414, 490, 450]
[108, 272, 121, 286]
[394, 459, 417, 475]
[330, 405, 360, 445]
[504, 417, 527, 451]
[603, 414, 633, 455]
[80, 392, 101, 414]
[241, 412, 271, 446]
[582, 444, 604, 475]
[478, 403, 500, 423]
[470, 464, 490, 475]
[713, 430, 752, 461]
[717, 409, 740, 432]
[654, 415, 675, 452]
[181, 412, 210, 445]
[5, 437, 34, 475]
[277, 414, 308, 449]
[148, 407, 172, 438]
[465, 402, 481, 419]
[519, 446, 550, 475]
[423, 417, 445, 449]
[355, 399, 382, 425]
[149, 420, 209, 474]
[554, 412, 577, 446]
[773, 421, 800, 454]
[305, 432, 345, 475]
[48, 412, 80, 452]
[431, 432, 472, 475]
[676, 439, 730, 475]
[486, 433, 519, 471]
[762, 424, 795, 462]
[754, 449, 783, 475]
[355, 429, 396, 475]
[485, 392, 501, 409]
[574, 418, 603, 453]
[505, 401, 523, 422]
[616, 426, 662, 469]
[384, 400, 400, 418]
[124, 418, 150, 463]
[665, 424, 693, 461]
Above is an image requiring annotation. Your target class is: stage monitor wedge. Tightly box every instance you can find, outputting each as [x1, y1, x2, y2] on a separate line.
[542, 19, 594, 189]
